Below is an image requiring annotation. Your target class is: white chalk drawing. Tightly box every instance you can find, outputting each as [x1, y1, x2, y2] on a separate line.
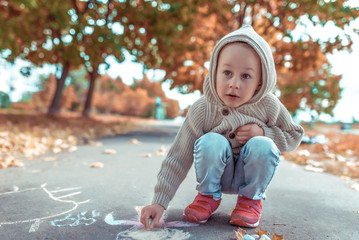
[50, 210, 100, 227]
[0, 183, 89, 232]
[105, 206, 198, 240]
[0, 185, 199, 239]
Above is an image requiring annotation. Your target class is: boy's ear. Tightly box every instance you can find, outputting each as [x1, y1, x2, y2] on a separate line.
[256, 81, 262, 91]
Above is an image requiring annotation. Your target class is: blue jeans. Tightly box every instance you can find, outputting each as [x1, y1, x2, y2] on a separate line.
[193, 132, 280, 200]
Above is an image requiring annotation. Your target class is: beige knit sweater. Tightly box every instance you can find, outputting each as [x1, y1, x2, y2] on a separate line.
[152, 25, 304, 209]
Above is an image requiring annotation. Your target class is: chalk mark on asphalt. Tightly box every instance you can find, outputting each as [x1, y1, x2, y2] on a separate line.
[105, 206, 197, 240]
[0, 183, 90, 232]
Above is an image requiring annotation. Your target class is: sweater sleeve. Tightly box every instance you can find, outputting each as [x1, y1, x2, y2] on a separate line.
[152, 99, 205, 209]
[261, 95, 304, 153]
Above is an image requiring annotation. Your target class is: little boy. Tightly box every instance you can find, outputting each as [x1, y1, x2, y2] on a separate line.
[140, 25, 304, 229]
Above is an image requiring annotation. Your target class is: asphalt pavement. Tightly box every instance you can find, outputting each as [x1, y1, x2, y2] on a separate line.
[0, 120, 358, 240]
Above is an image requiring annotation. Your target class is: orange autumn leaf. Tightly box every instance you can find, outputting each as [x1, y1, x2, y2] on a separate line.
[255, 228, 268, 236]
[234, 227, 247, 240]
[272, 233, 284, 240]
[90, 162, 104, 168]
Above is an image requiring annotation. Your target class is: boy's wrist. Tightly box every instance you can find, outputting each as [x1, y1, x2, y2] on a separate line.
[152, 192, 170, 210]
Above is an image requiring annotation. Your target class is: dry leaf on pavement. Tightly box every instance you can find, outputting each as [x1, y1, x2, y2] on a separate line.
[140, 153, 152, 158]
[42, 157, 57, 162]
[90, 162, 104, 168]
[68, 146, 78, 152]
[88, 140, 103, 146]
[272, 234, 284, 240]
[0, 156, 23, 168]
[129, 138, 141, 144]
[255, 228, 268, 236]
[234, 227, 247, 240]
[154, 145, 168, 156]
[103, 149, 117, 154]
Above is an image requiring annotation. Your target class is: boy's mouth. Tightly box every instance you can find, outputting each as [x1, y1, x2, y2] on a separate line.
[226, 93, 239, 98]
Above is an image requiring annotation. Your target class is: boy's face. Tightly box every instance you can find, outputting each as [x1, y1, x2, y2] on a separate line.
[216, 42, 262, 108]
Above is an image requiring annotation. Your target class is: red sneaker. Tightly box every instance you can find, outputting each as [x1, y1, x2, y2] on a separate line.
[183, 193, 221, 223]
[230, 196, 262, 227]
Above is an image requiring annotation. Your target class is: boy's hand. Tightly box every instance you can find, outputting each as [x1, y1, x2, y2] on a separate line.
[235, 123, 264, 145]
[140, 203, 165, 230]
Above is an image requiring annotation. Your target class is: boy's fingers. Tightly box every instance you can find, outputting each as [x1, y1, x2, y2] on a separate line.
[237, 129, 249, 135]
[149, 217, 155, 229]
[140, 211, 150, 229]
[146, 217, 153, 230]
[152, 215, 160, 229]
[141, 217, 147, 229]
[239, 125, 250, 131]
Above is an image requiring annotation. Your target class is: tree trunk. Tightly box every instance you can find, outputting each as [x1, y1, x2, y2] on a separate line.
[82, 66, 98, 117]
[47, 61, 70, 117]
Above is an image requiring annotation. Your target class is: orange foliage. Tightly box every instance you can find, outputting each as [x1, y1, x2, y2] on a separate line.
[164, 99, 180, 119]
[61, 85, 79, 110]
[22, 73, 180, 119]
[31, 74, 57, 111]
[26, 75, 81, 112]
[117, 88, 154, 117]
[91, 74, 180, 118]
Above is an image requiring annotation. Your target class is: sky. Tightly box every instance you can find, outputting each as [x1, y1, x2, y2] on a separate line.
[0, 15, 358, 123]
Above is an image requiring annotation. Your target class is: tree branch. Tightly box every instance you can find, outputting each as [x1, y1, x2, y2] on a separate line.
[238, 2, 247, 28]
[105, 0, 113, 23]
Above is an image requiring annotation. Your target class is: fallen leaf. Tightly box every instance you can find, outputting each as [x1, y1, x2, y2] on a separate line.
[42, 157, 57, 162]
[68, 146, 78, 152]
[103, 149, 117, 154]
[255, 228, 268, 237]
[272, 234, 284, 240]
[140, 153, 152, 158]
[52, 147, 62, 154]
[304, 165, 324, 173]
[234, 227, 247, 240]
[129, 138, 141, 144]
[88, 140, 103, 146]
[340, 175, 351, 180]
[0, 156, 23, 168]
[154, 145, 168, 156]
[12, 160, 24, 167]
[90, 162, 104, 168]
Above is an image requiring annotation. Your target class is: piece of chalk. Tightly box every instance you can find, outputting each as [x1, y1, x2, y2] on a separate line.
[259, 235, 271, 240]
[244, 234, 255, 240]
[147, 218, 154, 229]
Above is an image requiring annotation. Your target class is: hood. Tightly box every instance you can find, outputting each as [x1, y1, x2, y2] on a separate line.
[203, 25, 276, 107]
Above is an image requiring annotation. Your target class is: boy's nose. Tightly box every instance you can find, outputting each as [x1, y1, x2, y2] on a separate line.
[229, 78, 240, 89]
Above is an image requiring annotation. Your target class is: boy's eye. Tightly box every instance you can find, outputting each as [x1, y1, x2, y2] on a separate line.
[241, 73, 251, 79]
[224, 70, 232, 77]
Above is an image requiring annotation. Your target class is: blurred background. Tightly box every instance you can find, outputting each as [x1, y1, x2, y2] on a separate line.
[0, 0, 358, 122]
[1, 1, 359, 177]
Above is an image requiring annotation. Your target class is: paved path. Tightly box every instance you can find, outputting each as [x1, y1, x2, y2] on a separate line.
[0, 121, 358, 240]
